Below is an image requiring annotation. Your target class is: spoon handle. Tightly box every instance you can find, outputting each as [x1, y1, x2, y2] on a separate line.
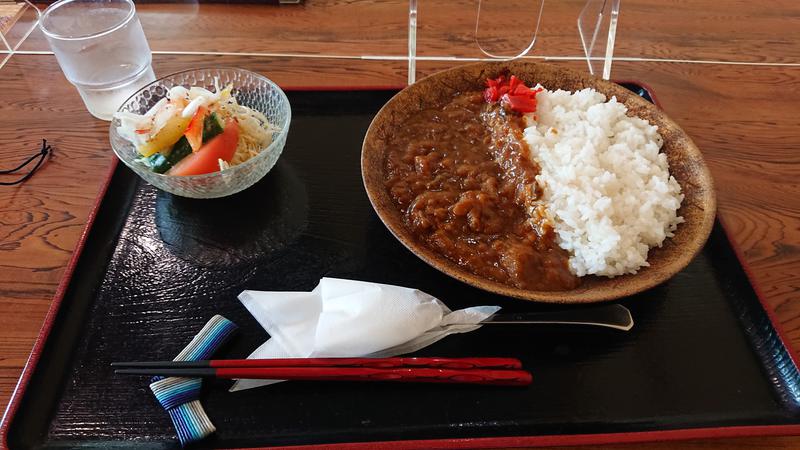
[475, 304, 633, 331]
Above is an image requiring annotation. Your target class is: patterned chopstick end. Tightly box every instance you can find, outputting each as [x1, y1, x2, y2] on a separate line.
[148, 315, 237, 446]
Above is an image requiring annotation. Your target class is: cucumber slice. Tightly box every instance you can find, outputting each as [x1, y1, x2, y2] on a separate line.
[135, 137, 193, 174]
[167, 137, 193, 166]
[143, 153, 171, 174]
[202, 112, 225, 142]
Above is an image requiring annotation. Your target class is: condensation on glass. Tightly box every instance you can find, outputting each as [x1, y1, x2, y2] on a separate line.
[38, 0, 155, 120]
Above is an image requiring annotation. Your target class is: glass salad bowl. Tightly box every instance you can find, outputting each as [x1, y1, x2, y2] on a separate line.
[109, 68, 291, 199]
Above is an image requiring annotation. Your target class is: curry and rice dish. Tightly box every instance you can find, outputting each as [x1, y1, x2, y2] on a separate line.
[384, 74, 684, 291]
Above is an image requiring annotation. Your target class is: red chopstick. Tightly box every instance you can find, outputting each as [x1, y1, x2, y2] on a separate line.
[115, 366, 531, 386]
[112, 357, 532, 386]
[111, 357, 522, 370]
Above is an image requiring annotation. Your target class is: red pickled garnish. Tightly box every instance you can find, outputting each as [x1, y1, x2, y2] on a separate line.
[483, 74, 542, 114]
[484, 86, 499, 103]
[502, 93, 537, 113]
[485, 75, 505, 88]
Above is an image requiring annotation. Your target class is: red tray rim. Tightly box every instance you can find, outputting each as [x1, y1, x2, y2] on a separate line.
[3, 81, 800, 449]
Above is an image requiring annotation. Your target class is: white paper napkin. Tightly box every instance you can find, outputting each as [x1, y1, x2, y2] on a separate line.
[230, 277, 500, 391]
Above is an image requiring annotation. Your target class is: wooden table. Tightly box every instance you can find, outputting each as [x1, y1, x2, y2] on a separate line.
[1, 1, 799, 448]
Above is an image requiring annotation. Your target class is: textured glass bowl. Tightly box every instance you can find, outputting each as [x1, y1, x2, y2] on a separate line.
[110, 68, 291, 198]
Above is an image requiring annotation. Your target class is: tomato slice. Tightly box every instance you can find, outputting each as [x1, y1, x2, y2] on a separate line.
[184, 106, 207, 152]
[168, 119, 240, 176]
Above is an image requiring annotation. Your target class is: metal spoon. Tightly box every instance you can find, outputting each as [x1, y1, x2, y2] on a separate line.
[456, 303, 633, 331]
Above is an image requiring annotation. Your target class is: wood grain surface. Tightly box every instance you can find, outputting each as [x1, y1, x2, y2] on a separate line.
[0, 3, 24, 36]
[15, 0, 800, 63]
[1, 1, 799, 448]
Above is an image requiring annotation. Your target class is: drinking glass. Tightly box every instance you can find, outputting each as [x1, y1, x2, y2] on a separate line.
[39, 0, 155, 120]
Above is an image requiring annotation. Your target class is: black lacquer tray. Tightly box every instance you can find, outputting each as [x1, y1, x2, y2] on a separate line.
[4, 85, 800, 449]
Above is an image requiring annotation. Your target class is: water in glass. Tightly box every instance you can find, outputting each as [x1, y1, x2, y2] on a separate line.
[40, 0, 155, 120]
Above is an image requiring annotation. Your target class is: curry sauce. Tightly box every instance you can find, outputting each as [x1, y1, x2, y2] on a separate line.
[385, 91, 579, 290]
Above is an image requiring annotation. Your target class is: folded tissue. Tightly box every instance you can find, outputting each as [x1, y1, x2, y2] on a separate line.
[230, 277, 500, 391]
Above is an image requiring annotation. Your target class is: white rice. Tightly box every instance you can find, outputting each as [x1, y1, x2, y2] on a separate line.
[523, 87, 684, 277]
